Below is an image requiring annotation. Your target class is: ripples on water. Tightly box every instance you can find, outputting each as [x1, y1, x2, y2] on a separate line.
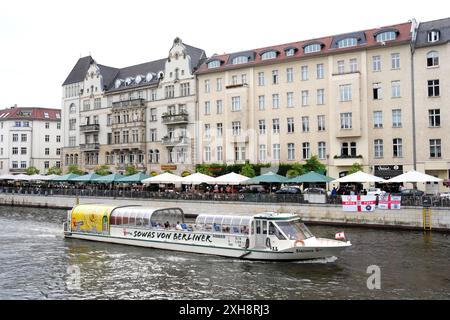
[0, 205, 449, 300]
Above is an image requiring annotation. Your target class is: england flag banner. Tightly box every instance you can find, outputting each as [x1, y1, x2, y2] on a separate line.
[341, 195, 377, 212]
[378, 195, 402, 210]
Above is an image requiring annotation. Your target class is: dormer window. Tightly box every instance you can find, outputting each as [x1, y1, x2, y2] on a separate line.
[207, 60, 221, 69]
[44, 112, 49, 119]
[284, 47, 297, 57]
[231, 56, 249, 65]
[337, 38, 358, 48]
[261, 51, 277, 60]
[375, 31, 397, 42]
[304, 43, 322, 54]
[428, 30, 440, 43]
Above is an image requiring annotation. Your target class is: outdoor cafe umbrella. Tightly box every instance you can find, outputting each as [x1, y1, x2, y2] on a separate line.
[0, 174, 18, 180]
[384, 170, 443, 183]
[287, 171, 334, 184]
[213, 172, 249, 185]
[51, 173, 80, 182]
[181, 172, 216, 185]
[141, 172, 183, 184]
[331, 171, 386, 183]
[118, 172, 150, 183]
[92, 173, 125, 184]
[70, 172, 102, 182]
[243, 171, 288, 184]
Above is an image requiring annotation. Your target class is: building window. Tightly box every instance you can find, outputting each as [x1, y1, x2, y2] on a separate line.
[428, 31, 440, 43]
[373, 83, 382, 100]
[373, 55, 381, 72]
[180, 83, 190, 96]
[45, 135, 50, 142]
[430, 139, 442, 158]
[337, 38, 357, 48]
[376, 31, 397, 42]
[272, 119, 280, 134]
[69, 103, 76, 114]
[316, 64, 324, 79]
[286, 48, 295, 56]
[151, 89, 157, 101]
[393, 138, 403, 157]
[21, 134, 27, 142]
[341, 142, 357, 157]
[428, 80, 440, 97]
[235, 146, 245, 161]
[349, 58, 358, 72]
[301, 90, 309, 106]
[204, 124, 211, 138]
[373, 111, 383, 128]
[427, 51, 439, 67]
[56, 148, 61, 156]
[287, 92, 294, 108]
[258, 95, 265, 110]
[150, 129, 157, 142]
[272, 144, 280, 161]
[56, 135, 61, 143]
[216, 123, 223, 137]
[12, 134, 18, 142]
[286, 68, 294, 83]
[12, 147, 18, 155]
[216, 146, 223, 161]
[302, 142, 310, 159]
[391, 53, 400, 70]
[272, 94, 280, 109]
[149, 108, 157, 122]
[258, 72, 265, 86]
[231, 97, 241, 111]
[317, 115, 325, 132]
[318, 142, 326, 160]
[287, 118, 295, 133]
[94, 98, 101, 109]
[216, 100, 223, 114]
[391, 81, 401, 98]
[428, 109, 440, 127]
[204, 80, 210, 93]
[261, 51, 277, 60]
[272, 70, 279, 84]
[232, 121, 241, 135]
[287, 143, 295, 160]
[83, 100, 90, 111]
[231, 56, 248, 65]
[301, 66, 308, 81]
[339, 84, 352, 101]
[45, 148, 50, 155]
[302, 116, 309, 132]
[259, 120, 266, 135]
[259, 144, 266, 162]
[207, 60, 220, 69]
[374, 139, 384, 158]
[21, 161, 27, 169]
[337, 60, 345, 74]
[216, 78, 222, 91]
[317, 89, 325, 105]
[45, 122, 50, 129]
[392, 109, 402, 127]
[340, 113, 352, 129]
[204, 101, 211, 115]
[165, 85, 175, 98]
[304, 43, 321, 54]
[204, 147, 211, 162]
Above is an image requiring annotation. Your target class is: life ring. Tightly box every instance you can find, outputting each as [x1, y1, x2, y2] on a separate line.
[294, 240, 305, 247]
[266, 237, 271, 248]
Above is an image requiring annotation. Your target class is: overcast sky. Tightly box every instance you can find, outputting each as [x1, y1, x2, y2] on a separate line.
[0, 0, 448, 109]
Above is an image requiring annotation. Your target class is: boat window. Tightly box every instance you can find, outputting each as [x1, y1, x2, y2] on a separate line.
[269, 222, 286, 240]
[122, 211, 129, 225]
[221, 223, 231, 233]
[262, 221, 267, 235]
[135, 212, 145, 226]
[143, 212, 150, 227]
[276, 220, 314, 240]
[213, 216, 224, 225]
[110, 214, 117, 225]
[205, 216, 215, 224]
[195, 215, 206, 225]
[129, 212, 136, 225]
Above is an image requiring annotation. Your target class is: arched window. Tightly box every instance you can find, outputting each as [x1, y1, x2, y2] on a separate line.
[428, 30, 440, 43]
[148, 150, 154, 164]
[69, 103, 76, 114]
[74, 154, 78, 165]
[69, 154, 74, 165]
[231, 56, 249, 65]
[261, 51, 277, 60]
[207, 60, 221, 69]
[427, 51, 439, 67]
[285, 48, 296, 57]
[155, 150, 160, 163]
[105, 152, 110, 164]
[375, 31, 397, 42]
[304, 43, 322, 54]
[65, 154, 69, 166]
[337, 38, 357, 48]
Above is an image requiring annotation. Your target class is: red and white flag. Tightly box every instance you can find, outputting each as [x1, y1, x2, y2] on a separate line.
[335, 232, 346, 241]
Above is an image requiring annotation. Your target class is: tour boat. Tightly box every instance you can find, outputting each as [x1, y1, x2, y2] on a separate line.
[63, 204, 351, 261]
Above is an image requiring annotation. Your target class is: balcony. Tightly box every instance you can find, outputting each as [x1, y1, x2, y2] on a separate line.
[161, 113, 189, 125]
[161, 136, 189, 146]
[80, 143, 100, 151]
[112, 142, 146, 151]
[112, 98, 145, 109]
[80, 124, 100, 133]
[333, 155, 363, 167]
[9, 168, 27, 173]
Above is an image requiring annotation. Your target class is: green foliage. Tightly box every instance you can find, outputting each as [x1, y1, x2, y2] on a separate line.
[286, 169, 300, 178]
[348, 163, 364, 174]
[303, 155, 326, 174]
[240, 163, 256, 177]
[124, 165, 138, 176]
[47, 166, 62, 175]
[195, 163, 271, 177]
[67, 165, 84, 175]
[150, 171, 158, 177]
[95, 165, 111, 176]
[181, 170, 191, 177]
[26, 166, 39, 175]
[164, 170, 173, 174]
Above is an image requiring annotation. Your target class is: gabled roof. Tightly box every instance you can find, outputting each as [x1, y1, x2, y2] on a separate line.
[62, 56, 94, 86]
[0, 107, 61, 121]
[415, 17, 450, 48]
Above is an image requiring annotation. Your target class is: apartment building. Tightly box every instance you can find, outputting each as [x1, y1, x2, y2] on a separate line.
[61, 38, 206, 174]
[0, 107, 62, 174]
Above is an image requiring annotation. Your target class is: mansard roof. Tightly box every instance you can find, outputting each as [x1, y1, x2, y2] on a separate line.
[415, 17, 450, 48]
[62, 56, 95, 86]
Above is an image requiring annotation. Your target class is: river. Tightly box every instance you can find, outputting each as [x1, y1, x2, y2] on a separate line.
[0, 206, 449, 299]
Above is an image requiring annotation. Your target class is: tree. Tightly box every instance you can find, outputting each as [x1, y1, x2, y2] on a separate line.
[95, 165, 110, 176]
[26, 166, 39, 175]
[124, 165, 138, 176]
[67, 165, 83, 175]
[47, 166, 62, 175]
[240, 163, 256, 178]
[181, 170, 191, 177]
[303, 155, 326, 174]
[348, 163, 364, 174]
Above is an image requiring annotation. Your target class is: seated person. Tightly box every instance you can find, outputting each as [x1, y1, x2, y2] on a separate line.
[164, 221, 170, 229]
[175, 221, 183, 230]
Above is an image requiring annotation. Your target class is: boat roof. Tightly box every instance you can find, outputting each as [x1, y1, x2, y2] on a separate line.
[253, 212, 300, 220]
